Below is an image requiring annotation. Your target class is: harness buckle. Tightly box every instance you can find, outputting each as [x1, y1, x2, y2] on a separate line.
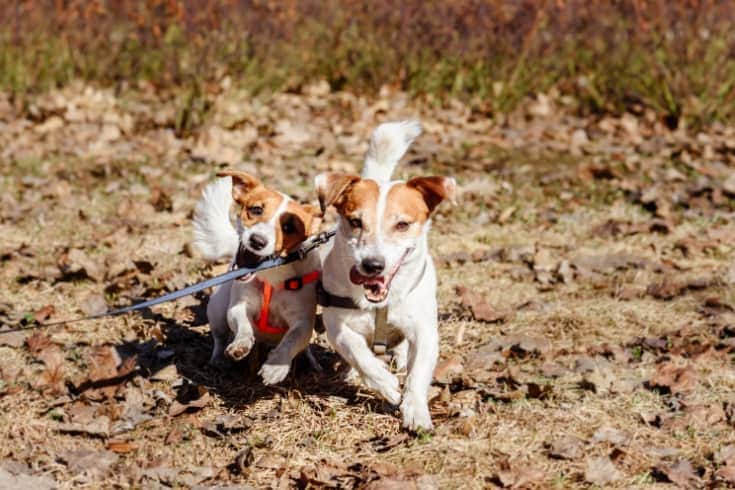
[283, 276, 304, 291]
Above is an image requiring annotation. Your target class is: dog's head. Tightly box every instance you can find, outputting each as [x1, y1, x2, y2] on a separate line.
[219, 170, 320, 268]
[315, 173, 455, 303]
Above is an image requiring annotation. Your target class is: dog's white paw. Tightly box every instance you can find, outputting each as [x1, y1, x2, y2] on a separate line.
[225, 337, 254, 361]
[259, 362, 290, 385]
[363, 369, 401, 405]
[400, 393, 433, 432]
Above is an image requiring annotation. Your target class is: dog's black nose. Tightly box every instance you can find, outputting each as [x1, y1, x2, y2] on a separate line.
[361, 256, 385, 275]
[248, 233, 268, 251]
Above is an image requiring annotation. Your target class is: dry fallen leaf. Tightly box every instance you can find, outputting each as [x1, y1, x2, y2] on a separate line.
[57, 248, 104, 282]
[716, 445, 735, 465]
[715, 464, 735, 484]
[546, 435, 585, 460]
[0, 465, 55, 490]
[80, 293, 108, 316]
[455, 286, 509, 323]
[433, 355, 464, 384]
[33, 304, 55, 323]
[107, 440, 138, 454]
[648, 362, 698, 395]
[169, 384, 211, 417]
[57, 415, 111, 438]
[489, 458, 545, 488]
[591, 427, 631, 446]
[652, 459, 701, 488]
[59, 447, 119, 476]
[585, 456, 622, 486]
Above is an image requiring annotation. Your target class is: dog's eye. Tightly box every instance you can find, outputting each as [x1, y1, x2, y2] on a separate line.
[348, 217, 362, 229]
[282, 220, 296, 234]
[248, 205, 264, 216]
[395, 220, 411, 232]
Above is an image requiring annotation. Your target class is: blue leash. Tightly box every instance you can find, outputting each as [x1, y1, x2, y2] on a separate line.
[2, 230, 335, 333]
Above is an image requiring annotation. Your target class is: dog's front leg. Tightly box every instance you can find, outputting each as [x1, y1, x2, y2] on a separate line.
[400, 315, 439, 432]
[259, 321, 313, 385]
[325, 313, 401, 405]
[225, 300, 256, 361]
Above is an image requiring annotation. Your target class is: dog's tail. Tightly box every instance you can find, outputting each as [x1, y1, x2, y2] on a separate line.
[361, 120, 422, 182]
[193, 176, 239, 261]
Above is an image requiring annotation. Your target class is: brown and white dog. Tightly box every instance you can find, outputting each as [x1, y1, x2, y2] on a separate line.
[193, 171, 321, 385]
[315, 121, 455, 430]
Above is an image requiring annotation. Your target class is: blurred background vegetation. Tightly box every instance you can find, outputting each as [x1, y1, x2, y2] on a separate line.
[1, 0, 734, 130]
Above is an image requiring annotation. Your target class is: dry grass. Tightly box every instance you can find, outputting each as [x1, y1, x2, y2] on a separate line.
[0, 83, 734, 487]
[2, 1, 735, 128]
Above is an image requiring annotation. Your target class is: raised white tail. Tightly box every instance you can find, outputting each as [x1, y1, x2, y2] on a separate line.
[362, 120, 422, 182]
[192, 177, 239, 261]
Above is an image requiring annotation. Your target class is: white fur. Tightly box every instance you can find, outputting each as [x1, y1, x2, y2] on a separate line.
[193, 178, 320, 385]
[320, 120, 444, 431]
[193, 177, 239, 261]
[362, 120, 422, 183]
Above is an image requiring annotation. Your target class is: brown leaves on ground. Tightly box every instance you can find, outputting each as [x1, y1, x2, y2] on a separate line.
[1, 81, 735, 488]
[0, 465, 56, 490]
[546, 435, 585, 460]
[489, 458, 545, 488]
[455, 286, 510, 323]
[652, 459, 702, 488]
[585, 456, 622, 486]
[647, 362, 698, 395]
[169, 382, 211, 417]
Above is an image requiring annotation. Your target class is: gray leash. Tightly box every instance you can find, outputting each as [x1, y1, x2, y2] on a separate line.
[1, 230, 335, 334]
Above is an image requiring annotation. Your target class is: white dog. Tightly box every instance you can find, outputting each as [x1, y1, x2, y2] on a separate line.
[193, 170, 321, 385]
[315, 121, 455, 430]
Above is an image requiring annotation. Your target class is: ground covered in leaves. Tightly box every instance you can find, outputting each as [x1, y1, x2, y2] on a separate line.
[1, 83, 734, 488]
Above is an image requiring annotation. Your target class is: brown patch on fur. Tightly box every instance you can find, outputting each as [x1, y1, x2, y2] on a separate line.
[236, 187, 285, 227]
[277, 200, 320, 253]
[217, 170, 261, 204]
[383, 183, 431, 239]
[315, 173, 361, 213]
[406, 176, 457, 213]
[334, 179, 380, 235]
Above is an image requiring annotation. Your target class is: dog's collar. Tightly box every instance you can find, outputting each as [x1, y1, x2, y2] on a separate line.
[255, 271, 321, 336]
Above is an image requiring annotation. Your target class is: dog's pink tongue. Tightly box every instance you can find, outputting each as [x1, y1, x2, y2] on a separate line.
[349, 266, 385, 286]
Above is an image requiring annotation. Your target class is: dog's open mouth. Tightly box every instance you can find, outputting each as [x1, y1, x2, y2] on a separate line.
[349, 268, 390, 302]
[349, 249, 412, 303]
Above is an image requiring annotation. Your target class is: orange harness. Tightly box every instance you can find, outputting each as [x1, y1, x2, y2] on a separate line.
[255, 271, 321, 335]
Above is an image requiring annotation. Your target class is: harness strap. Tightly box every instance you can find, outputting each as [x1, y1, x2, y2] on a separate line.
[255, 271, 321, 336]
[373, 307, 389, 355]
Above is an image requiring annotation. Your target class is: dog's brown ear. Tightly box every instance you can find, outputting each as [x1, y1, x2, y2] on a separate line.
[407, 176, 457, 213]
[217, 170, 261, 204]
[301, 204, 323, 235]
[314, 172, 360, 213]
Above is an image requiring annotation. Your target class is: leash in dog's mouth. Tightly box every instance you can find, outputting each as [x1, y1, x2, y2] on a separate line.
[349, 248, 414, 303]
[234, 247, 263, 282]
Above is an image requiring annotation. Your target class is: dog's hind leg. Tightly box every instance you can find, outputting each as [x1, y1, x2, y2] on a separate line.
[259, 321, 313, 385]
[392, 338, 409, 372]
[207, 282, 232, 368]
[303, 345, 323, 373]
